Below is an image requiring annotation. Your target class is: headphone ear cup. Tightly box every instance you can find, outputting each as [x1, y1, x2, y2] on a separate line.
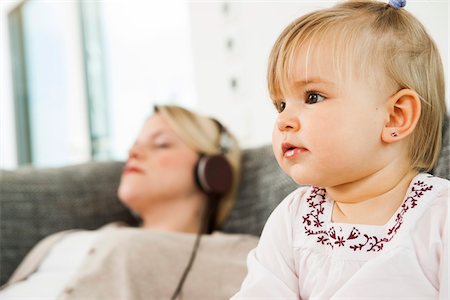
[195, 155, 233, 195]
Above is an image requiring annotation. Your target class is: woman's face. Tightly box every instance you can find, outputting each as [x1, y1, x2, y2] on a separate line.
[118, 113, 201, 215]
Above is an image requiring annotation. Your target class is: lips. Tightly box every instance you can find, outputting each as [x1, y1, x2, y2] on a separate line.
[281, 142, 308, 159]
[123, 165, 144, 174]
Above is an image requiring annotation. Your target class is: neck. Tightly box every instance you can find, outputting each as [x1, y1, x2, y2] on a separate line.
[140, 194, 205, 233]
[327, 160, 418, 225]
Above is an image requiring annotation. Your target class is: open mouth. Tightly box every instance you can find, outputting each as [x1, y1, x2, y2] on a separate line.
[281, 142, 307, 158]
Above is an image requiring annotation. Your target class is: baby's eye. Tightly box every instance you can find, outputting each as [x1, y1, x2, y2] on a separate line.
[278, 101, 286, 113]
[305, 92, 325, 104]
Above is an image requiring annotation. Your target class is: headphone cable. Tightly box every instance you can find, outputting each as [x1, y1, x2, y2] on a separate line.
[170, 231, 202, 300]
[170, 195, 215, 300]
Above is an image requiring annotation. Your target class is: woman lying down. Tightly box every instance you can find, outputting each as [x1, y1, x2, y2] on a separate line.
[0, 105, 258, 300]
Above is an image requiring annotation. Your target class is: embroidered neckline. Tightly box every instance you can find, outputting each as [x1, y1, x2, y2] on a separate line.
[302, 178, 433, 252]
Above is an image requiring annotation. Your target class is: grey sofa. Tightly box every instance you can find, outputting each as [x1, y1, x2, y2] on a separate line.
[1, 133, 449, 285]
[0, 146, 297, 285]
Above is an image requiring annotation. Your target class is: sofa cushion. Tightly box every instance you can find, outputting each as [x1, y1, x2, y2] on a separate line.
[0, 162, 138, 285]
[433, 115, 450, 179]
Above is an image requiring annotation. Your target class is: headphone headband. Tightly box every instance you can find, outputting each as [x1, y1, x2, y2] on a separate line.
[213, 119, 233, 154]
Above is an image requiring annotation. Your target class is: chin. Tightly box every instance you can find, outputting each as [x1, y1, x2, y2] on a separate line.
[287, 166, 325, 187]
[117, 184, 135, 205]
[117, 190, 143, 216]
[291, 175, 315, 186]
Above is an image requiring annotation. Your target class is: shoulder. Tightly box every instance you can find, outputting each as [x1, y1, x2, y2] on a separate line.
[257, 186, 313, 241]
[98, 221, 130, 230]
[405, 174, 448, 289]
[274, 186, 313, 214]
[410, 174, 448, 243]
[209, 232, 259, 253]
[416, 174, 449, 216]
[4, 229, 84, 286]
[269, 185, 316, 222]
[428, 174, 450, 203]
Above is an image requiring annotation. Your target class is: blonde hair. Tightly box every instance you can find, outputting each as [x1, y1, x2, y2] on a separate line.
[268, 0, 446, 172]
[155, 105, 241, 228]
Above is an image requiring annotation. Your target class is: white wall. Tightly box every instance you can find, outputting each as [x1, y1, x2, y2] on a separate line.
[189, 0, 449, 148]
[101, 0, 196, 160]
[1, 0, 448, 168]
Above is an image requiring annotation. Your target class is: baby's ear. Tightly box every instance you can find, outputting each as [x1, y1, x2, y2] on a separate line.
[381, 89, 421, 143]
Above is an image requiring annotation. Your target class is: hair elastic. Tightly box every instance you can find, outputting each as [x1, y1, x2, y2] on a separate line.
[388, 0, 406, 9]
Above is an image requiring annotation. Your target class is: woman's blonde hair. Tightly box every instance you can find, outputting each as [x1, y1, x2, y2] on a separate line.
[268, 0, 446, 172]
[155, 105, 241, 229]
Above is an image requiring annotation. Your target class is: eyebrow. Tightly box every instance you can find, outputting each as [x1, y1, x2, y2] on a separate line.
[149, 130, 170, 140]
[293, 77, 335, 86]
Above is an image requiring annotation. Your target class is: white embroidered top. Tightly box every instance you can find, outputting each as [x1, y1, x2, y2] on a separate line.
[232, 173, 449, 300]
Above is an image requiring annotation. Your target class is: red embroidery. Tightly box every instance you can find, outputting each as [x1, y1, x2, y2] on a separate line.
[302, 180, 433, 252]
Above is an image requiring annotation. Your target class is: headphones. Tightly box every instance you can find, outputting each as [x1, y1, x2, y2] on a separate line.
[194, 120, 234, 197]
[171, 120, 234, 300]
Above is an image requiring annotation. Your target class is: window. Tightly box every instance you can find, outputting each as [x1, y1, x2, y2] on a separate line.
[8, 0, 196, 166]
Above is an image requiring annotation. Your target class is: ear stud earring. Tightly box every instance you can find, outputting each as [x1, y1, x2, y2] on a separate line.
[391, 131, 398, 137]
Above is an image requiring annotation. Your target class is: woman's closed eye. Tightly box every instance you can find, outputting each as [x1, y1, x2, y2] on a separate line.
[151, 138, 172, 149]
[305, 91, 325, 104]
[150, 132, 175, 149]
[154, 143, 170, 148]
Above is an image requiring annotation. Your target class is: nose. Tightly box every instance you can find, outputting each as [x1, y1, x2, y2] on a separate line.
[276, 110, 300, 132]
[128, 143, 144, 159]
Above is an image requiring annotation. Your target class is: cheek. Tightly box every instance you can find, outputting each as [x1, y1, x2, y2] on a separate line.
[158, 152, 196, 168]
[272, 128, 283, 159]
[272, 127, 278, 151]
[156, 152, 199, 183]
[158, 155, 184, 167]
